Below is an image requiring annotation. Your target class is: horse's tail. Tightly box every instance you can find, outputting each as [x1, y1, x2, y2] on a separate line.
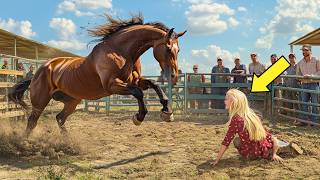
[8, 79, 32, 109]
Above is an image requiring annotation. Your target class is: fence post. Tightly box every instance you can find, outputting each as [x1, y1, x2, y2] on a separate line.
[271, 84, 275, 126]
[184, 73, 188, 114]
[105, 96, 110, 116]
[84, 100, 88, 111]
[168, 70, 173, 106]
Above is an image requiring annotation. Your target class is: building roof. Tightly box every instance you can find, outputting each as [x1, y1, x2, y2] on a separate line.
[289, 28, 320, 45]
[0, 28, 80, 60]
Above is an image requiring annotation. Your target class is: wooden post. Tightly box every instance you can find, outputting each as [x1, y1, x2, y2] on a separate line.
[105, 97, 110, 116]
[184, 73, 188, 114]
[271, 84, 275, 127]
[167, 69, 173, 106]
[84, 100, 88, 111]
[35, 46, 39, 60]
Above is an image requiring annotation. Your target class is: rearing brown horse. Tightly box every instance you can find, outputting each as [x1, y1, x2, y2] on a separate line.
[8, 14, 186, 136]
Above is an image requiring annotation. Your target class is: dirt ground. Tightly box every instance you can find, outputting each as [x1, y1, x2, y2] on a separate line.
[0, 111, 319, 179]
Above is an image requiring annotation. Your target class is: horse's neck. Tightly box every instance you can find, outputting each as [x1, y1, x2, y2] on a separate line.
[114, 26, 165, 62]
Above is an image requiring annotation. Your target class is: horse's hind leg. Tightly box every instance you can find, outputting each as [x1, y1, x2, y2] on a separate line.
[56, 98, 81, 134]
[25, 97, 51, 137]
[25, 78, 52, 137]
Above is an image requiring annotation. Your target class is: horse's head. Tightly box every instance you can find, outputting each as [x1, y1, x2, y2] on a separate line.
[153, 28, 186, 84]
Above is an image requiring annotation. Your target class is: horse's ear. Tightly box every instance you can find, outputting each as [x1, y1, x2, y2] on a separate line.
[177, 30, 187, 38]
[166, 28, 175, 41]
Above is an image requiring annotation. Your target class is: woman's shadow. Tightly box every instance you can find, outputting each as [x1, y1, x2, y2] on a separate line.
[196, 156, 271, 174]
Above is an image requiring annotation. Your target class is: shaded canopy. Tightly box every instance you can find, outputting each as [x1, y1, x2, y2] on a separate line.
[0, 28, 80, 60]
[290, 28, 320, 45]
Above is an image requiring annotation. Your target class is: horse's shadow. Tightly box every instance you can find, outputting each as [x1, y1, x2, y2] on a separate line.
[93, 150, 171, 169]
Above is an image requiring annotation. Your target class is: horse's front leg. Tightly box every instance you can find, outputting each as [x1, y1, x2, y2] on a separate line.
[138, 78, 173, 122]
[109, 79, 147, 126]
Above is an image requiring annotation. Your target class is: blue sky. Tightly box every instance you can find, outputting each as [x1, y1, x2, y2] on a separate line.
[1, 0, 320, 75]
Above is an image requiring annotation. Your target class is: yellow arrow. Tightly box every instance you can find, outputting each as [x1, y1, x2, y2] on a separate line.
[251, 56, 290, 92]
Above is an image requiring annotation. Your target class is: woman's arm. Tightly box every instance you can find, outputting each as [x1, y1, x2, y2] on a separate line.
[211, 145, 228, 166]
[271, 136, 283, 163]
[212, 116, 240, 166]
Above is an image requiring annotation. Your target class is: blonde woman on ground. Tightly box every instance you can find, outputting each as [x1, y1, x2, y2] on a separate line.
[211, 89, 302, 166]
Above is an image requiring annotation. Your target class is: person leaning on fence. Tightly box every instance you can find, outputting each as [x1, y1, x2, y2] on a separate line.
[269, 54, 284, 115]
[211, 89, 303, 166]
[231, 56, 247, 83]
[296, 44, 320, 125]
[211, 57, 230, 109]
[0, 60, 8, 83]
[16, 62, 25, 82]
[248, 52, 265, 76]
[26, 65, 35, 80]
[231, 56, 248, 94]
[1, 59, 8, 69]
[188, 65, 208, 109]
[248, 52, 266, 109]
[283, 53, 299, 116]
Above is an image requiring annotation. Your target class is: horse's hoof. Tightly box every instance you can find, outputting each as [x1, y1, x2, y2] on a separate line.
[132, 115, 142, 126]
[160, 111, 174, 122]
[59, 127, 68, 136]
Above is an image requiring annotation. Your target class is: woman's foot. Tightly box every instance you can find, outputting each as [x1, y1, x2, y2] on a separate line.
[290, 143, 303, 155]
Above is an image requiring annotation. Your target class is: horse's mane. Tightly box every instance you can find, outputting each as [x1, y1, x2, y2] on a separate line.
[88, 13, 170, 42]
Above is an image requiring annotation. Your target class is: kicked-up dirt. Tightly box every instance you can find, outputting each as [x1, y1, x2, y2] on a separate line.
[0, 111, 319, 179]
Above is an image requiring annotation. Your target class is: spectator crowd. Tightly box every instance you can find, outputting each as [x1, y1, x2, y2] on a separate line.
[187, 44, 320, 125]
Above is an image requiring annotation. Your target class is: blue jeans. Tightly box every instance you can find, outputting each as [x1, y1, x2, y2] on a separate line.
[300, 83, 319, 123]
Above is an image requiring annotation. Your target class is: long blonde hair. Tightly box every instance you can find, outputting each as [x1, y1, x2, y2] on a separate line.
[226, 89, 266, 141]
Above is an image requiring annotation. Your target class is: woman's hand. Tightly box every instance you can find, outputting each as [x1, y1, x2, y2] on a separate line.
[272, 154, 284, 163]
[210, 160, 219, 166]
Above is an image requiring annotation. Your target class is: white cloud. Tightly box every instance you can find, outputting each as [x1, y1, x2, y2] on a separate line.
[228, 17, 239, 27]
[57, 0, 112, 17]
[47, 18, 86, 51]
[77, 0, 112, 9]
[189, 45, 239, 72]
[255, 0, 320, 49]
[185, 0, 237, 35]
[179, 58, 194, 73]
[0, 18, 36, 38]
[191, 49, 209, 58]
[237, 6, 247, 12]
[290, 36, 298, 43]
[208, 45, 239, 64]
[296, 23, 315, 34]
[47, 40, 86, 51]
[49, 18, 76, 39]
[255, 33, 274, 49]
[238, 47, 245, 52]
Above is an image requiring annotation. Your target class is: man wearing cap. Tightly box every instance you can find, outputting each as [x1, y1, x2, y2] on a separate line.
[296, 44, 320, 124]
[269, 54, 284, 115]
[211, 57, 230, 109]
[188, 65, 207, 109]
[283, 53, 299, 116]
[248, 53, 265, 75]
[231, 57, 247, 83]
